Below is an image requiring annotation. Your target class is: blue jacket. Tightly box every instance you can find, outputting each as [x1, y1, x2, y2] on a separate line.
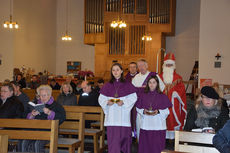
[213, 119, 230, 153]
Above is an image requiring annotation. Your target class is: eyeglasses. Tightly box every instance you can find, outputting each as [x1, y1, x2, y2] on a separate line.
[39, 94, 49, 98]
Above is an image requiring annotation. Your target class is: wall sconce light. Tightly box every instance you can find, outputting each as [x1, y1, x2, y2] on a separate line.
[215, 53, 221, 60]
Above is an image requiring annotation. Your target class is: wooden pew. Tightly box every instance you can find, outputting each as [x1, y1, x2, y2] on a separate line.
[174, 130, 219, 153]
[54, 112, 85, 153]
[0, 119, 59, 153]
[22, 88, 36, 101]
[52, 90, 60, 101]
[0, 135, 8, 153]
[91, 121, 100, 128]
[22, 89, 60, 101]
[76, 95, 80, 104]
[62, 106, 105, 153]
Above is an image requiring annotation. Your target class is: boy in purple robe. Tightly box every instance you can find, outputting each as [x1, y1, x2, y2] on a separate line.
[99, 63, 137, 153]
[136, 75, 172, 153]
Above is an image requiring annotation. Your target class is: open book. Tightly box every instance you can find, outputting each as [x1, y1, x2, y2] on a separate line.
[192, 127, 214, 133]
[28, 102, 45, 113]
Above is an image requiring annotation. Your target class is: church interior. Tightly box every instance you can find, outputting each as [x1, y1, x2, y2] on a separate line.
[0, 0, 230, 153]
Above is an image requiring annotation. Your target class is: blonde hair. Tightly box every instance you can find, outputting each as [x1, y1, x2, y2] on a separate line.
[37, 85, 52, 96]
[195, 94, 220, 109]
[60, 82, 73, 94]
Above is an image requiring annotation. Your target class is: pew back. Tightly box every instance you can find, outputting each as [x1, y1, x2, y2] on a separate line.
[174, 131, 219, 153]
[62, 106, 105, 153]
[0, 119, 59, 153]
[63, 106, 104, 129]
[59, 112, 85, 153]
[0, 135, 8, 153]
[23, 89, 60, 101]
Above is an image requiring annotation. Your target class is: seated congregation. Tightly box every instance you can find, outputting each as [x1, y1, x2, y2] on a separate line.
[1, 55, 230, 153]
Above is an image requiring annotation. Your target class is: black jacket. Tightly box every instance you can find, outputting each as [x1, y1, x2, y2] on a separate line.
[28, 100, 66, 125]
[184, 101, 229, 132]
[78, 89, 99, 106]
[0, 96, 24, 118]
[57, 93, 77, 106]
[50, 83, 61, 90]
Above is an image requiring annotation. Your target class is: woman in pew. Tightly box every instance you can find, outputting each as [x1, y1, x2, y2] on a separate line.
[184, 86, 229, 132]
[22, 85, 66, 153]
[99, 63, 137, 153]
[56, 82, 77, 106]
[136, 76, 172, 153]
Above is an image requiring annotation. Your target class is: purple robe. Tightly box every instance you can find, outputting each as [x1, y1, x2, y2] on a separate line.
[131, 71, 157, 134]
[142, 72, 157, 86]
[136, 89, 172, 110]
[136, 89, 172, 153]
[125, 72, 137, 82]
[139, 130, 166, 153]
[100, 79, 137, 97]
[107, 126, 132, 153]
[100, 80, 136, 153]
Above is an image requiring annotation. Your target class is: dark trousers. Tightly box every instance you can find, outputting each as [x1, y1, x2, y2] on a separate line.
[21, 140, 49, 153]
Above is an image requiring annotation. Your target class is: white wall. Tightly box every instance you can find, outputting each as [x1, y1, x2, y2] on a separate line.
[166, 0, 200, 81]
[14, 0, 57, 74]
[199, 0, 230, 84]
[0, 0, 14, 82]
[0, 0, 57, 82]
[56, 0, 94, 75]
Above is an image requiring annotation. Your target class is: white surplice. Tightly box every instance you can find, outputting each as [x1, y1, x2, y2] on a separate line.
[99, 93, 137, 127]
[136, 108, 169, 130]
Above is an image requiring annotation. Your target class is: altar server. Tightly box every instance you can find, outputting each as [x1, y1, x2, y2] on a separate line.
[136, 76, 172, 153]
[99, 63, 137, 153]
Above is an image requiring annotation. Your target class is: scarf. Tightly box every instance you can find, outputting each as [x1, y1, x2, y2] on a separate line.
[195, 102, 221, 128]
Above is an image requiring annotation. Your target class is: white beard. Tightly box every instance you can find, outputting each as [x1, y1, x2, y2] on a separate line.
[163, 66, 174, 84]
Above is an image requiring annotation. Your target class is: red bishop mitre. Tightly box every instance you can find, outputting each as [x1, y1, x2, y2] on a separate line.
[164, 52, 175, 64]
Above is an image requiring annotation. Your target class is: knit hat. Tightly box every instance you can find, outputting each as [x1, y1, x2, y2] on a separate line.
[201, 86, 219, 100]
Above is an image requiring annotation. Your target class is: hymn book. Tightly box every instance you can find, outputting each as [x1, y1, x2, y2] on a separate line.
[191, 127, 214, 133]
[28, 102, 45, 113]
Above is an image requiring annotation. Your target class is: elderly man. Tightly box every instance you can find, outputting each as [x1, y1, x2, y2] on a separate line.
[78, 81, 99, 106]
[132, 59, 164, 140]
[125, 62, 138, 82]
[132, 59, 164, 88]
[159, 53, 187, 139]
[0, 83, 24, 118]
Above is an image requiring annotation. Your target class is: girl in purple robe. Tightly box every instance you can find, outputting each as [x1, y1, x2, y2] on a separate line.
[136, 75, 172, 153]
[99, 63, 137, 153]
